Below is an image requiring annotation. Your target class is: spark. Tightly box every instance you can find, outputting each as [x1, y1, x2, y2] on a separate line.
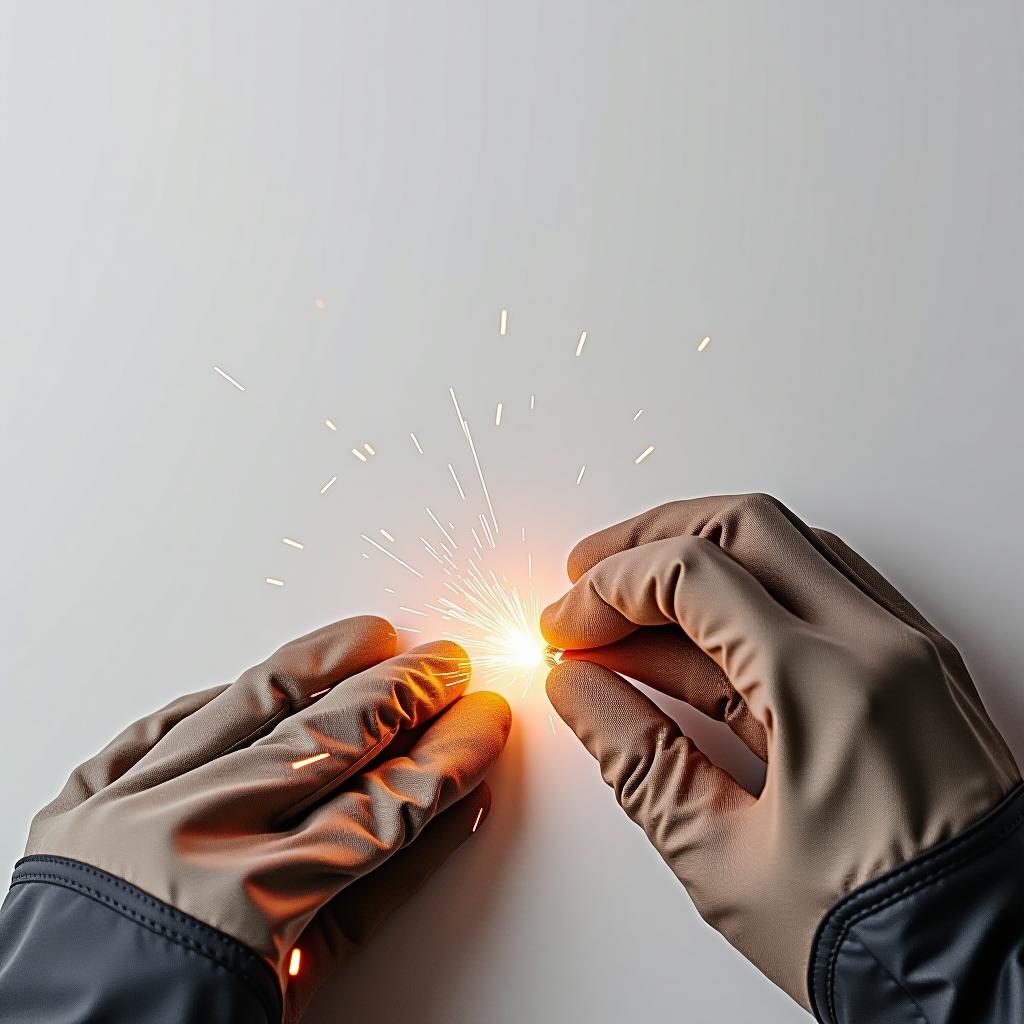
[633, 408, 643, 420]
[472, 806, 484, 832]
[213, 366, 245, 391]
[384, 587, 396, 594]
[448, 463, 467, 501]
[288, 948, 302, 977]
[450, 388, 499, 534]
[635, 445, 655, 464]
[313, 296, 327, 310]
[499, 309, 508, 336]
[320, 476, 337, 494]
[363, 443, 375, 455]
[325, 419, 337, 431]
[495, 402, 503, 426]
[420, 537, 445, 565]
[433, 567, 547, 692]
[548, 713, 557, 736]
[530, 394, 535, 410]
[399, 606, 428, 617]
[410, 432, 424, 454]
[576, 465, 586, 485]
[697, 335, 711, 352]
[426, 506, 458, 549]
[576, 330, 588, 357]
[361, 534, 425, 578]
[282, 537, 304, 549]
[380, 529, 395, 543]
[396, 626, 422, 633]
[265, 577, 285, 587]
[479, 514, 496, 549]
[291, 752, 330, 770]
[521, 527, 526, 542]
[352, 448, 367, 462]
[528, 553, 533, 579]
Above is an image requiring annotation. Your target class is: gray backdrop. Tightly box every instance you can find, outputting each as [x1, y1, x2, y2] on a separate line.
[2, 4, 1023, 1022]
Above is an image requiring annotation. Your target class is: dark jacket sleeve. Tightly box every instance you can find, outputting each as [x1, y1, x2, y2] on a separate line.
[809, 783, 1024, 1024]
[0, 856, 282, 1024]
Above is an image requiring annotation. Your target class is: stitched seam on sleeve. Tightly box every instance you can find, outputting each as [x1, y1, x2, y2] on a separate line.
[823, 799, 1024, 1022]
[11, 859, 277, 1015]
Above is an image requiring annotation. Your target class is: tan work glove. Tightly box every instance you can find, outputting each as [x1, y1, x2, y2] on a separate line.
[541, 494, 1019, 1012]
[24, 615, 511, 1021]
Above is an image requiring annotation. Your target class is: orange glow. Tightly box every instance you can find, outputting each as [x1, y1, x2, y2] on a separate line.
[290, 752, 330, 770]
[288, 948, 302, 976]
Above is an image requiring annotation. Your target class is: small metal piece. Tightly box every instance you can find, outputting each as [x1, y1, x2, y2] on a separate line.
[543, 645, 564, 668]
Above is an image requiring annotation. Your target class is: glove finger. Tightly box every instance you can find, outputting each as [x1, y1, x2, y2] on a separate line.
[280, 783, 492, 1023]
[47, 684, 229, 810]
[811, 527, 936, 634]
[547, 659, 752, 880]
[177, 642, 474, 828]
[251, 691, 510, 938]
[562, 626, 768, 761]
[543, 535, 800, 725]
[563, 493, 872, 626]
[129, 615, 396, 785]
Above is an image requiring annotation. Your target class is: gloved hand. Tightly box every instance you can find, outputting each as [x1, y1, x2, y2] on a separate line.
[541, 494, 1020, 1018]
[5, 615, 511, 1022]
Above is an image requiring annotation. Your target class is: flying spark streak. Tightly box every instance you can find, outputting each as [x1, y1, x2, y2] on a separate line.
[380, 529, 395, 543]
[288, 948, 302, 977]
[449, 388, 499, 535]
[384, 587, 395, 594]
[410, 432, 424, 454]
[576, 330, 588, 357]
[528, 553, 533, 579]
[470, 527, 483, 549]
[480, 514, 496, 549]
[549, 714, 557, 736]
[282, 537, 304, 549]
[633, 408, 644, 420]
[399, 606, 428, 617]
[426, 507, 457, 549]
[576, 465, 586, 485]
[352, 448, 367, 462]
[472, 807, 484, 832]
[521, 527, 526, 542]
[530, 394, 535, 410]
[360, 534, 425, 578]
[448, 463, 467, 501]
[495, 402, 503, 426]
[325, 419, 337, 431]
[499, 309, 508, 335]
[420, 538, 445, 565]
[320, 476, 337, 494]
[265, 577, 284, 587]
[697, 336, 711, 352]
[635, 445, 655, 464]
[396, 626, 422, 634]
[213, 366, 245, 391]
[363, 443, 375, 455]
[291, 752, 330, 770]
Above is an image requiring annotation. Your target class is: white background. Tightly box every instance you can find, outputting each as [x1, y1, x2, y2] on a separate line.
[2, 4, 1023, 1022]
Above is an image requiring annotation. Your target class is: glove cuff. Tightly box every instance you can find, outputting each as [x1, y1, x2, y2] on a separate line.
[808, 782, 1024, 1023]
[0, 855, 282, 1023]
